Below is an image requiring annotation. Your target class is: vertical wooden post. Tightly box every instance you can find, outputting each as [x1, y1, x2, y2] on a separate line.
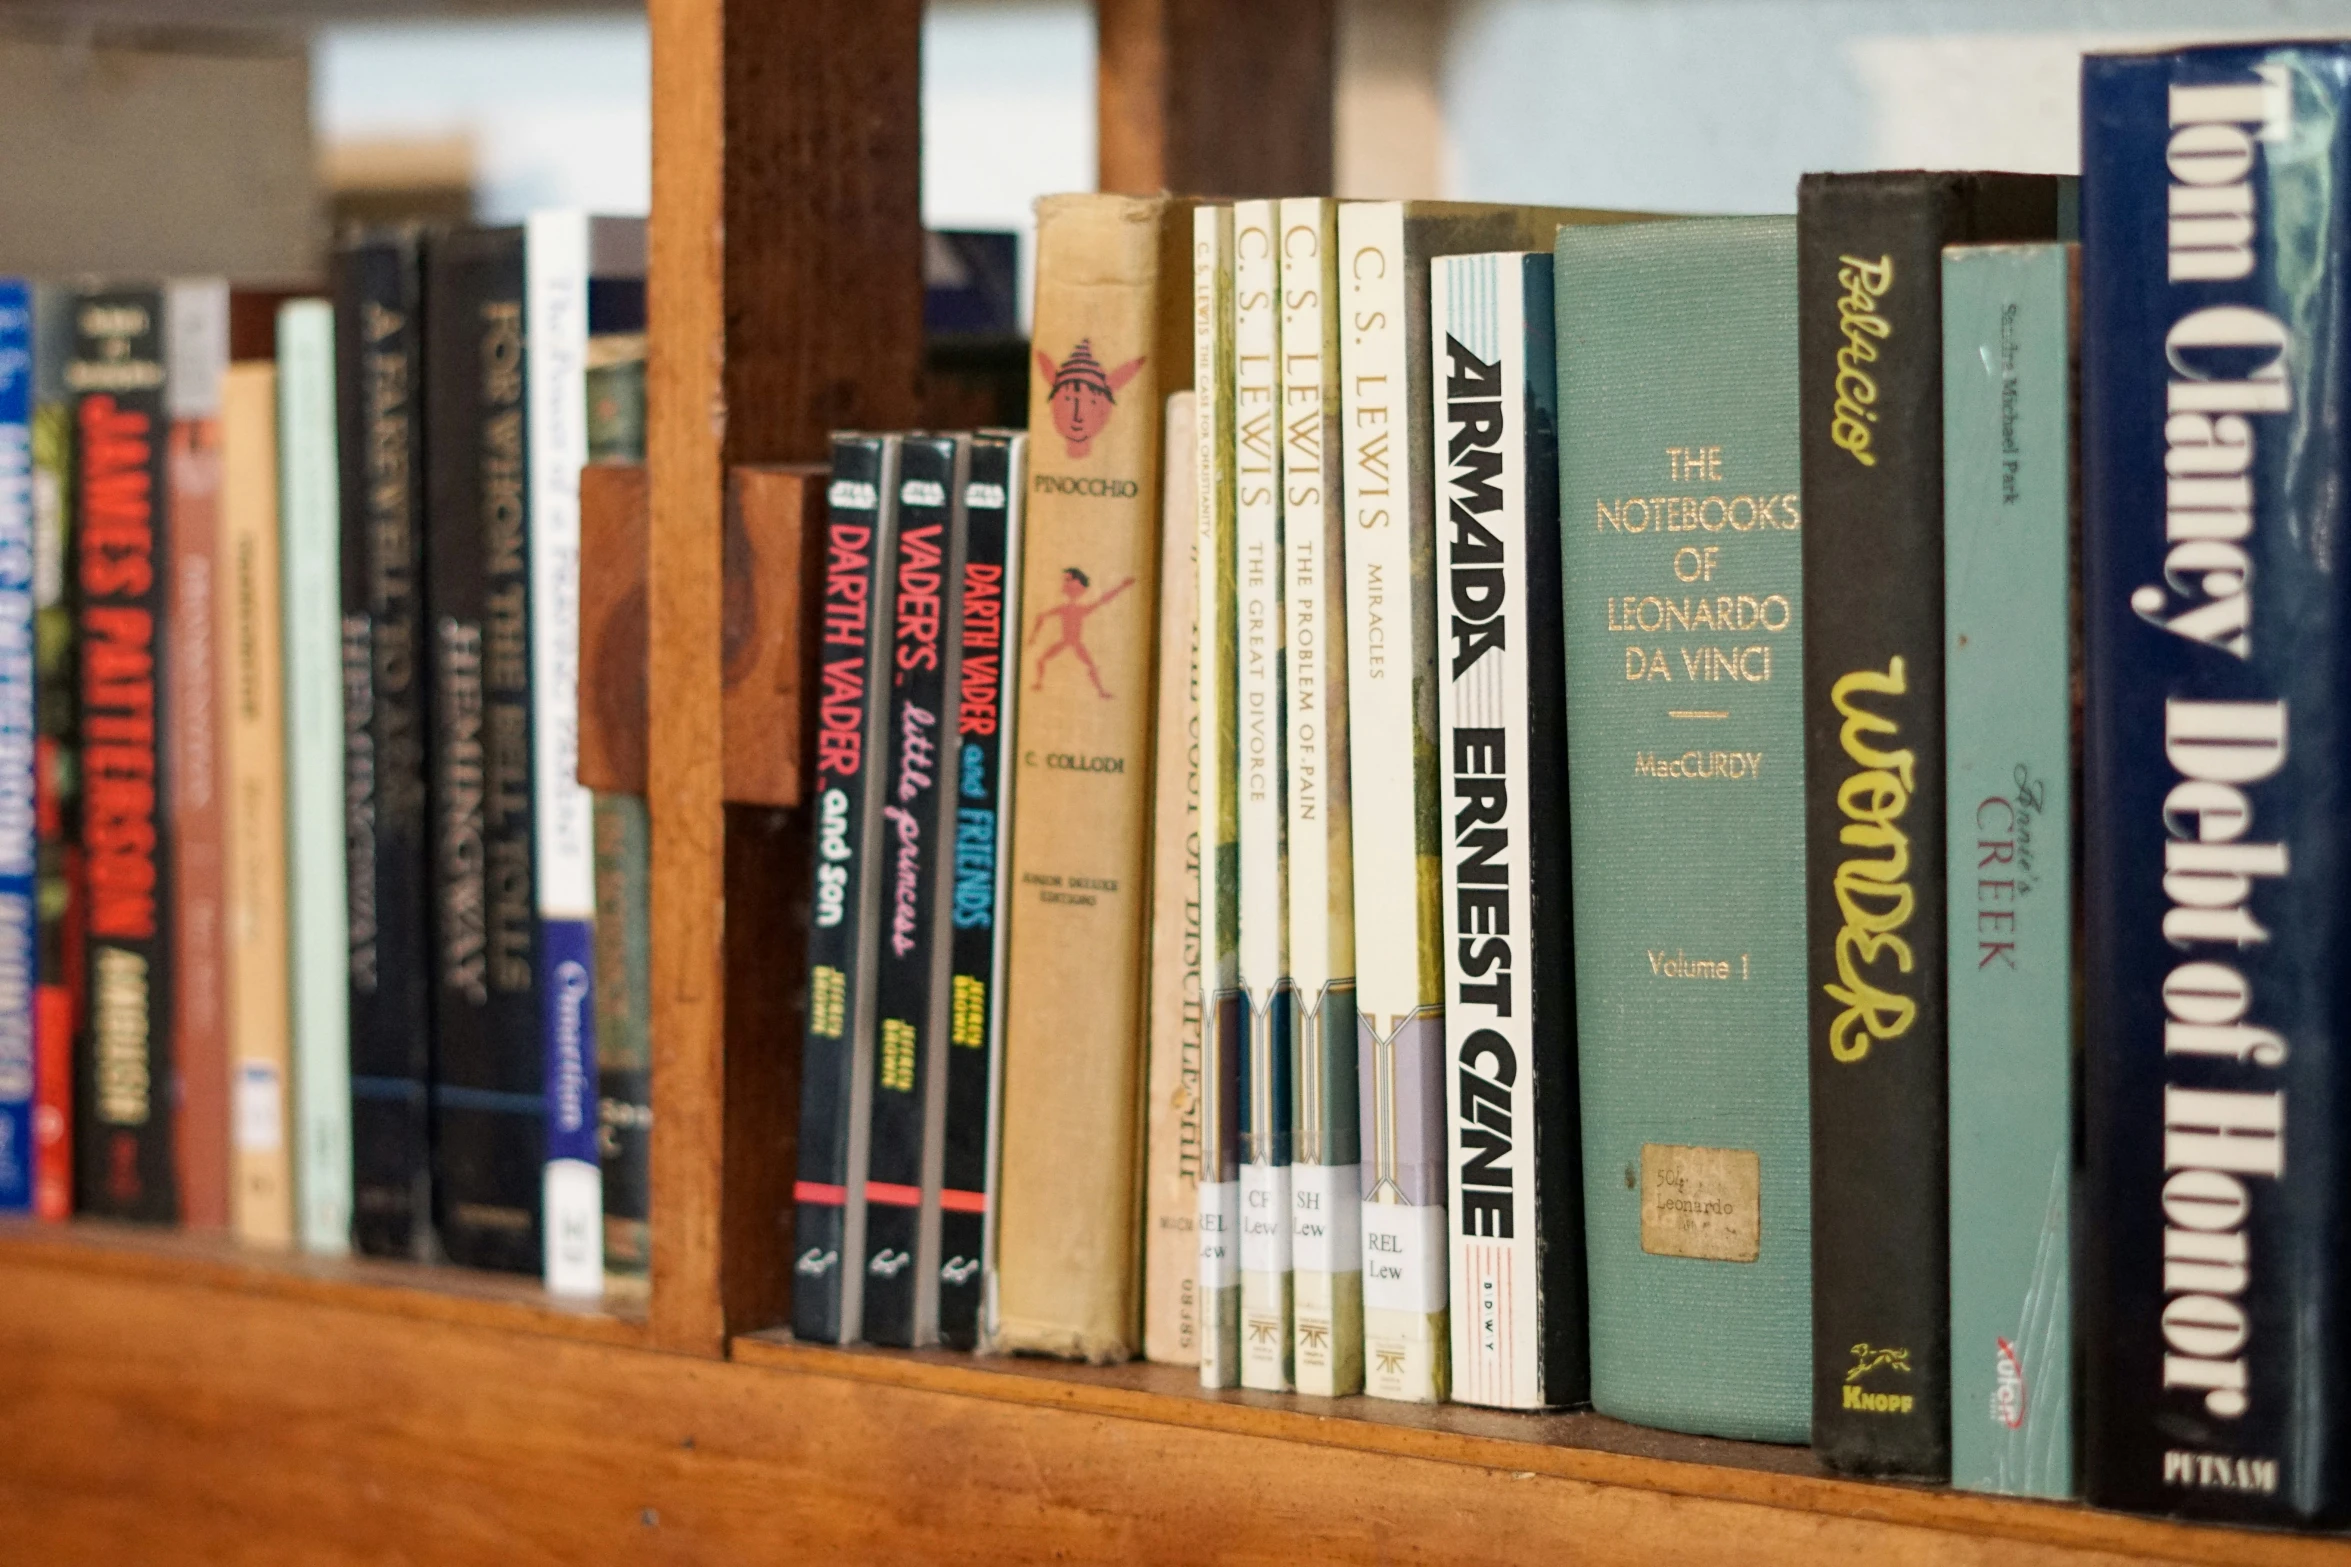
[646, 0, 925, 1355]
[1096, 0, 1338, 197]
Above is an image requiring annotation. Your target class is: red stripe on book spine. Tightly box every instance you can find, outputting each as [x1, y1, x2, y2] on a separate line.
[794, 1181, 846, 1205]
[940, 1188, 986, 1214]
[865, 1181, 921, 1207]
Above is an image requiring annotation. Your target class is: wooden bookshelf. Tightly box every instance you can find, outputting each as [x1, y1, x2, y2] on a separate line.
[1, 3, 2344, 1562]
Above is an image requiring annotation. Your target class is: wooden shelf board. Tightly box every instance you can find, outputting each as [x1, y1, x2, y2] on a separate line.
[0, 1218, 647, 1348]
[733, 1330, 2351, 1567]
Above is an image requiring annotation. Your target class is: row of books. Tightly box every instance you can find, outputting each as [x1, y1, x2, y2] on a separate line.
[803, 39, 2351, 1532]
[2, 217, 657, 1300]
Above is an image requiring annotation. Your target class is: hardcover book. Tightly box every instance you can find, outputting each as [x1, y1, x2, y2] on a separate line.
[73, 282, 176, 1224]
[942, 430, 1022, 1351]
[1943, 241, 2076, 1500]
[1555, 216, 1811, 1442]
[1193, 202, 1241, 1388]
[0, 280, 31, 1217]
[791, 432, 899, 1342]
[991, 192, 1191, 1363]
[591, 792, 650, 1290]
[1232, 198, 1294, 1393]
[1432, 250, 1585, 1411]
[1798, 169, 2069, 1477]
[278, 299, 353, 1256]
[863, 432, 967, 1347]
[1142, 391, 1202, 1367]
[335, 231, 435, 1260]
[2081, 43, 2351, 1525]
[30, 283, 73, 1221]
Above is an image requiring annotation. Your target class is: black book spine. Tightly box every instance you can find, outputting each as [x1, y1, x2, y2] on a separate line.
[425, 227, 539, 1274]
[792, 434, 899, 1342]
[861, 434, 964, 1348]
[337, 232, 437, 1260]
[1797, 171, 2068, 1476]
[937, 431, 1021, 1350]
[71, 285, 175, 1224]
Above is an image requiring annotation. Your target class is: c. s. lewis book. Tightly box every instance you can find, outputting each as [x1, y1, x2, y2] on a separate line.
[1193, 202, 1241, 1388]
[1340, 201, 1635, 1403]
[336, 230, 435, 1261]
[1277, 196, 1361, 1398]
[426, 227, 538, 1273]
[1799, 169, 2070, 1478]
[1555, 216, 1810, 1442]
[2081, 43, 2351, 1526]
[1943, 241, 2075, 1501]
[1232, 197, 1294, 1394]
[0, 280, 31, 1216]
[792, 432, 900, 1343]
[30, 282, 73, 1221]
[942, 430, 1022, 1351]
[990, 192, 1190, 1363]
[863, 433, 967, 1348]
[1431, 251, 1584, 1412]
[73, 282, 176, 1224]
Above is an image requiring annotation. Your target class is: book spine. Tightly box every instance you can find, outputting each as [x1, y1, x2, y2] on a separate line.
[2080, 47, 2351, 1525]
[941, 431, 1021, 1351]
[1193, 203, 1242, 1388]
[427, 229, 538, 1274]
[337, 234, 435, 1261]
[792, 433, 898, 1341]
[1278, 196, 1363, 1398]
[1432, 252, 1584, 1410]
[1233, 198, 1294, 1393]
[1942, 242, 2076, 1499]
[1339, 201, 1449, 1404]
[525, 210, 603, 1298]
[1142, 391, 1202, 1366]
[0, 281, 31, 1216]
[278, 300, 352, 1256]
[222, 361, 293, 1248]
[165, 282, 230, 1232]
[72, 283, 176, 1224]
[30, 284, 73, 1221]
[992, 192, 1181, 1364]
[591, 792, 650, 1289]
[862, 434, 963, 1348]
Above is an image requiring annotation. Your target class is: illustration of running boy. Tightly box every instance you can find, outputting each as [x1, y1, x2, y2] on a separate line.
[1029, 567, 1135, 698]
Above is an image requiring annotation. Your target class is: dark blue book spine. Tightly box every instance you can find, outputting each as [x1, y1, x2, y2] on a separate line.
[0, 281, 34, 1214]
[2082, 43, 2351, 1524]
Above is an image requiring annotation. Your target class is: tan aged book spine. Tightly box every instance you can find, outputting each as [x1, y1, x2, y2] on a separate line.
[221, 361, 294, 1248]
[988, 193, 1191, 1363]
[1142, 389, 1202, 1365]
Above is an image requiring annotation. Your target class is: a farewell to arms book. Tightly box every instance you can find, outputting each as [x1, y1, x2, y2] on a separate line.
[166, 281, 231, 1233]
[942, 429, 1022, 1350]
[336, 230, 435, 1260]
[426, 227, 538, 1273]
[279, 299, 353, 1255]
[222, 357, 294, 1248]
[1432, 250, 1585, 1411]
[2081, 43, 2351, 1526]
[1340, 200, 1634, 1403]
[1555, 216, 1810, 1442]
[1798, 168, 2070, 1477]
[1143, 390, 1202, 1367]
[1944, 241, 2076, 1500]
[1278, 197, 1363, 1399]
[792, 432, 899, 1342]
[1193, 202, 1241, 1387]
[1232, 198, 1294, 1393]
[527, 211, 644, 1296]
[0, 280, 32, 1216]
[863, 433, 967, 1347]
[73, 281, 176, 1224]
[31, 283, 77, 1220]
[990, 191, 1191, 1363]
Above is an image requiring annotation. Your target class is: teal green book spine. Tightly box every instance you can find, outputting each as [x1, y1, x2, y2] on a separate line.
[1943, 242, 2074, 1499]
[278, 299, 353, 1255]
[1554, 217, 1810, 1442]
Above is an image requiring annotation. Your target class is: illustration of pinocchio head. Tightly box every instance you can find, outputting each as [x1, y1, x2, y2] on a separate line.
[1035, 338, 1143, 459]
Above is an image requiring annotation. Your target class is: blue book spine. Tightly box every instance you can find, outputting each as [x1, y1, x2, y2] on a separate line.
[1942, 242, 2074, 1499]
[0, 281, 33, 1213]
[2083, 42, 2351, 1524]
